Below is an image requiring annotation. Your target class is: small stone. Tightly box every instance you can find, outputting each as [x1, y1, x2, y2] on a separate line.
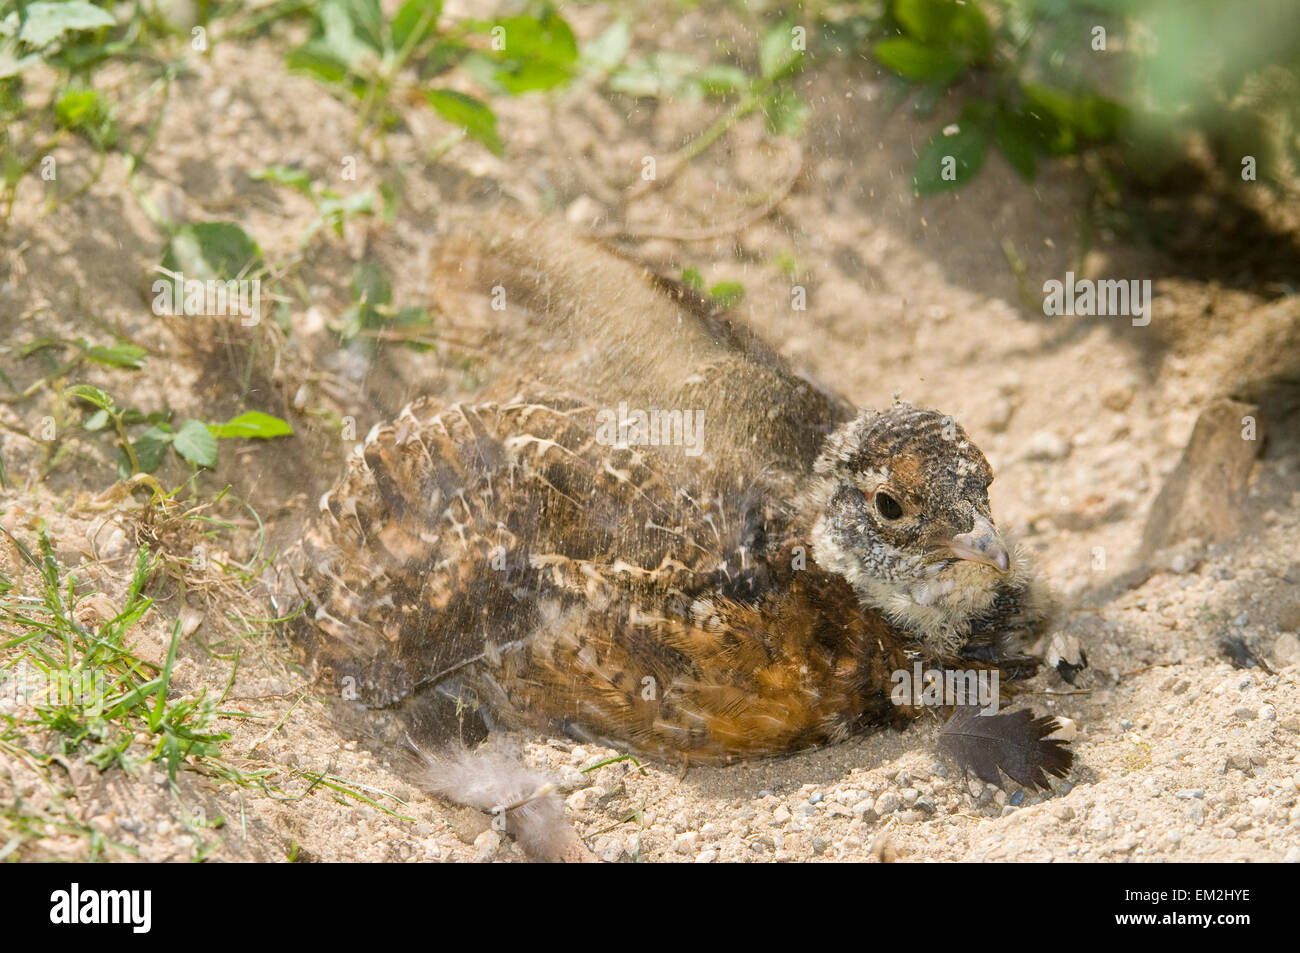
[695, 850, 717, 864]
[1284, 846, 1300, 863]
[1273, 633, 1300, 666]
[913, 797, 936, 815]
[1261, 704, 1277, 721]
[474, 829, 501, 859]
[674, 832, 699, 855]
[565, 787, 600, 811]
[811, 837, 828, 855]
[1054, 805, 1075, 821]
[929, 762, 949, 778]
[901, 787, 919, 806]
[1009, 790, 1025, 807]
[1176, 789, 1204, 799]
[874, 792, 900, 815]
[1026, 431, 1070, 461]
[808, 791, 824, 805]
[772, 805, 791, 825]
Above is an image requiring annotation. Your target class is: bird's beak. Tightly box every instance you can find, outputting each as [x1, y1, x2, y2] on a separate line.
[945, 515, 1011, 573]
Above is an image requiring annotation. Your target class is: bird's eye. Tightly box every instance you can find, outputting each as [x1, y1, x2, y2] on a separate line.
[874, 492, 903, 520]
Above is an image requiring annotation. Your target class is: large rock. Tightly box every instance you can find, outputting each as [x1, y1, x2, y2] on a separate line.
[1140, 399, 1263, 555]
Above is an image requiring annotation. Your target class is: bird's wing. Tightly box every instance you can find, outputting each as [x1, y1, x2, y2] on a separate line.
[431, 209, 854, 478]
[285, 390, 794, 709]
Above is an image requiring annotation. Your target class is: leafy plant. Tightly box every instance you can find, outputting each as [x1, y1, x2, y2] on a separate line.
[250, 165, 376, 246]
[608, 20, 810, 140]
[286, 0, 578, 150]
[65, 384, 293, 476]
[859, 0, 1128, 193]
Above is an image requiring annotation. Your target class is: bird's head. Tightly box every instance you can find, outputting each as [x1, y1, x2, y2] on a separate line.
[809, 402, 1017, 649]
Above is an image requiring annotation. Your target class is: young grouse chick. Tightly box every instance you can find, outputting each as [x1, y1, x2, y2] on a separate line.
[286, 391, 1045, 764]
[282, 210, 1050, 765]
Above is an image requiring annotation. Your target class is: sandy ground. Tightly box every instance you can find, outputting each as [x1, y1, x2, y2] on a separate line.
[2, 3, 1299, 862]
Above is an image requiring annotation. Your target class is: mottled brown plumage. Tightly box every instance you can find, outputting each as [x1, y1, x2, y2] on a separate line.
[282, 212, 1051, 765]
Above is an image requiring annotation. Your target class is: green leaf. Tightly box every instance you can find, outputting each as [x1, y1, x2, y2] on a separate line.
[582, 18, 631, 73]
[391, 0, 443, 52]
[491, 14, 578, 66]
[913, 122, 988, 194]
[173, 419, 217, 468]
[83, 409, 109, 431]
[495, 61, 571, 94]
[681, 267, 704, 290]
[764, 87, 809, 137]
[695, 65, 749, 97]
[608, 52, 700, 98]
[993, 107, 1039, 179]
[84, 344, 147, 369]
[315, 0, 382, 63]
[132, 425, 174, 473]
[351, 260, 392, 307]
[426, 89, 503, 155]
[65, 384, 116, 413]
[760, 23, 803, 80]
[54, 88, 104, 127]
[161, 223, 263, 282]
[709, 281, 745, 309]
[485, 13, 578, 93]
[893, 0, 991, 61]
[286, 43, 352, 85]
[208, 411, 294, 440]
[17, 1, 115, 48]
[250, 165, 315, 198]
[872, 37, 965, 83]
[1022, 84, 1126, 142]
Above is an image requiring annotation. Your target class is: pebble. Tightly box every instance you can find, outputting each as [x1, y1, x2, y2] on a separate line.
[1026, 431, 1070, 461]
[1175, 789, 1204, 799]
[1009, 790, 1025, 807]
[696, 850, 717, 864]
[874, 792, 900, 815]
[772, 805, 791, 825]
[565, 787, 600, 811]
[473, 829, 501, 859]
[1260, 704, 1277, 721]
[901, 787, 919, 806]
[1234, 707, 1257, 721]
[1285, 846, 1300, 864]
